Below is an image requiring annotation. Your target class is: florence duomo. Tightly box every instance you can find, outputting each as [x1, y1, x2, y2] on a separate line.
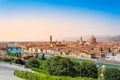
[77, 35, 96, 45]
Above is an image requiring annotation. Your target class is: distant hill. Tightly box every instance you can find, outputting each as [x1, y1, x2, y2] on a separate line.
[99, 35, 120, 41]
[62, 35, 120, 41]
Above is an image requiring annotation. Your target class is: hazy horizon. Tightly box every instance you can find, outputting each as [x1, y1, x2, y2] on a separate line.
[0, 0, 120, 41]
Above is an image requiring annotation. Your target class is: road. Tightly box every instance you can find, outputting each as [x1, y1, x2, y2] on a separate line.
[0, 62, 31, 80]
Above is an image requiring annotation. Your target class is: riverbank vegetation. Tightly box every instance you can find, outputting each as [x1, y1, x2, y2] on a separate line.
[1, 56, 119, 80]
[14, 56, 100, 80]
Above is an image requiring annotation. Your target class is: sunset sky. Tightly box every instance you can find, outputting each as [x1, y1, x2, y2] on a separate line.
[0, 0, 120, 41]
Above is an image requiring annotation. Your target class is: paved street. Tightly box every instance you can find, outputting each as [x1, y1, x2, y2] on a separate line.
[0, 62, 31, 80]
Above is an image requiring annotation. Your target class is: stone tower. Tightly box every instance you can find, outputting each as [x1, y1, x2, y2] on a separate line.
[50, 35, 52, 44]
[80, 36, 83, 45]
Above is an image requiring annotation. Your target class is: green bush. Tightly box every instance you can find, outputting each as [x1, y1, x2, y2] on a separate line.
[80, 61, 98, 79]
[14, 70, 98, 80]
[103, 67, 120, 80]
[15, 59, 25, 65]
[2, 57, 15, 62]
[25, 58, 40, 68]
[7, 52, 18, 57]
[1, 57, 26, 65]
[45, 56, 98, 79]
[14, 70, 27, 79]
[46, 56, 78, 77]
[39, 60, 47, 69]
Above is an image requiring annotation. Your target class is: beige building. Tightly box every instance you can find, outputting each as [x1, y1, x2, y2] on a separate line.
[0, 50, 6, 57]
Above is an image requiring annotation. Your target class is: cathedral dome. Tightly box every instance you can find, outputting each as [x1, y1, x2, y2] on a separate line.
[89, 35, 96, 44]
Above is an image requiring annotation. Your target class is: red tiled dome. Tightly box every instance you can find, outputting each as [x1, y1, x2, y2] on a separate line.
[89, 35, 96, 43]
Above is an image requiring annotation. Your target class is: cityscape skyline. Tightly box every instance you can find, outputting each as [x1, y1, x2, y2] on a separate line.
[0, 1, 120, 80]
[0, 0, 120, 41]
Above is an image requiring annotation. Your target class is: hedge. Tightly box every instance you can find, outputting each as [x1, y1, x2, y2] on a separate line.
[14, 70, 98, 80]
[1, 57, 15, 62]
[31, 67, 48, 74]
[0, 57, 25, 65]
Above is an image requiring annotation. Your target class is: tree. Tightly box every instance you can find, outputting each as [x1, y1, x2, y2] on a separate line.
[7, 52, 17, 57]
[15, 59, 25, 65]
[25, 58, 40, 68]
[103, 68, 120, 80]
[46, 56, 78, 77]
[80, 61, 98, 79]
[41, 54, 46, 60]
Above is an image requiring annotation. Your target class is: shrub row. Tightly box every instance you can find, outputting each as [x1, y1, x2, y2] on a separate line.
[31, 67, 48, 74]
[14, 70, 98, 80]
[1, 57, 25, 65]
[1, 57, 15, 62]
